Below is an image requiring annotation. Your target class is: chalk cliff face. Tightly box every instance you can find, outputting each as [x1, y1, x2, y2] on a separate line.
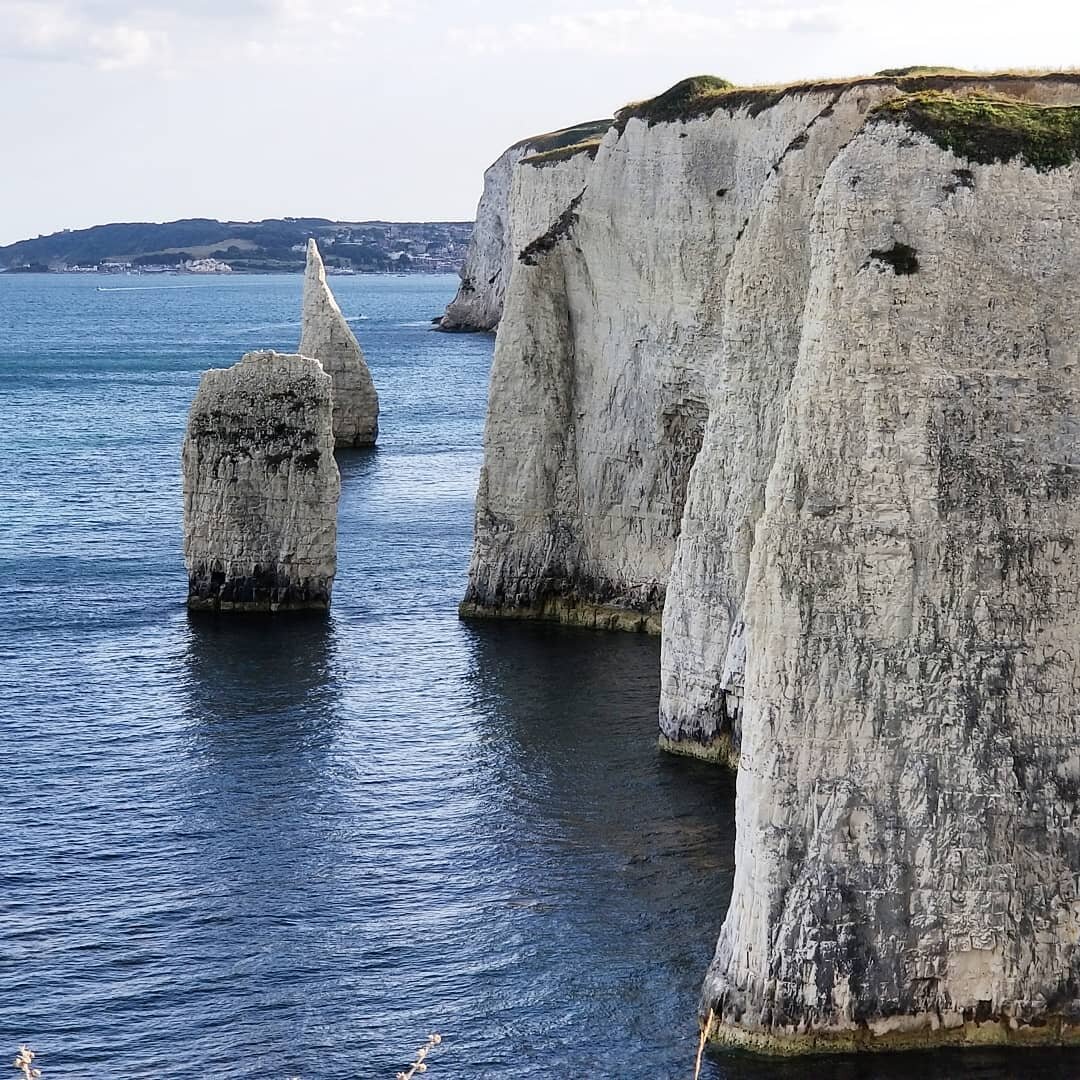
[463, 78, 887, 630]
[182, 350, 340, 612]
[440, 143, 528, 332]
[440, 120, 611, 332]
[299, 238, 379, 447]
[702, 106, 1080, 1052]
[463, 71, 1080, 1049]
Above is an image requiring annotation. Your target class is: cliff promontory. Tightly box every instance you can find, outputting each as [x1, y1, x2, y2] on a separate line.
[182, 350, 340, 612]
[438, 119, 612, 332]
[461, 70, 1080, 1051]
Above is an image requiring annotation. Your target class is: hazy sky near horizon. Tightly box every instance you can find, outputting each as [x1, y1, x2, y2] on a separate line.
[3, 0, 1079, 244]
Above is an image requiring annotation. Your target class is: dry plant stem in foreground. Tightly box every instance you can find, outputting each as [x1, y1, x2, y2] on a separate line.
[396, 1033, 442, 1079]
[12, 1047, 41, 1080]
[692, 1010, 714, 1080]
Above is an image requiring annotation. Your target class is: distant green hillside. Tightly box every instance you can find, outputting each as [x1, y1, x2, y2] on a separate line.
[0, 217, 473, 273]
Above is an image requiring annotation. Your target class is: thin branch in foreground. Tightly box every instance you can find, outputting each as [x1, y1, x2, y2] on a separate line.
[396, 1033, 442, 1079]
[12, 1047, 42, 1080]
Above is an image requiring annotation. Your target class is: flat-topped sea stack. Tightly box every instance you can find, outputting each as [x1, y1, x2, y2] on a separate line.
[299, 238, 379, 447]
[182, 350, 340, 612]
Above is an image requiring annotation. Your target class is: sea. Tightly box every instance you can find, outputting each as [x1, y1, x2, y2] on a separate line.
[0, 272, 1073, 1079]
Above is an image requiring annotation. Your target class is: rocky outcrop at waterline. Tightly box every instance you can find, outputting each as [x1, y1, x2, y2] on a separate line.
[300, 238, 379, 447]
[438, 119, 612, 332]
[182, 350, 340, 612]
[460, 69, 1080, 1052]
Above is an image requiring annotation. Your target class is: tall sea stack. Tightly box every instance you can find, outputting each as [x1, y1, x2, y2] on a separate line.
[182, 350, 340, 612]
[300, 238, 379, 447]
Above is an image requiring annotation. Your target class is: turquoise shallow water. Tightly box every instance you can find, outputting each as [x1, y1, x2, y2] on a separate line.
[0, 272, 1075, 1079]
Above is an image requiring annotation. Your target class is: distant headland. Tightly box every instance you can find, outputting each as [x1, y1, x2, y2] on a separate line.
[0, 217, 473, 275]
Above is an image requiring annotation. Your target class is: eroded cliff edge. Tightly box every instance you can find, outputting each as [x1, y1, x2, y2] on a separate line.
[462, 71, 1080, 1049]
[438, 119, 611, 332]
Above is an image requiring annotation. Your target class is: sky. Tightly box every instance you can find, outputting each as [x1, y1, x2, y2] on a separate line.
[2, 0, 1079, 244]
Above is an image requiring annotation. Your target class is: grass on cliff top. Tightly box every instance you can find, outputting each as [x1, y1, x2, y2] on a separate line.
[873, 91, 1080, 170]
[522, 137, 605, 168]
[614, 68, 1080, 128]
[874, 66, 969, 77]
[513, 119, 613, 154]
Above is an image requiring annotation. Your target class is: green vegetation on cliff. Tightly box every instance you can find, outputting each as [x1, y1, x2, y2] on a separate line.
[523, 138, 605, 168]
[873, 91, 1080, 171]
[615, 70, 1080, 129]
[616, 75, 735, 127]
[515, 118, 613, 154]
[874, 66, 968, 77]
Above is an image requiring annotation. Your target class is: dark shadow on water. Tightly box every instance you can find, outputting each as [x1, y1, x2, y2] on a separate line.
[462, 618, 737, 1076]
[174, 611, 356, 1078]
[464, 619, 1080, 1080]
[710, 1045, 1080, 1079]
[182, 610, 341, 752]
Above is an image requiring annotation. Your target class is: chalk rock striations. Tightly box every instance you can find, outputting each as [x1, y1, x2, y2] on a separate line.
[463, 70, 1080, 1050]
[182, 350, 340, 612]
[701, 98, 1080, 1052]
[300, 238, 379, 447]
[439, 120, 612, 332]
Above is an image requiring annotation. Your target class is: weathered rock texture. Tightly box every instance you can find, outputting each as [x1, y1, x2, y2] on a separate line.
[701, 105, 1080, 1052]
[182, 350, 340, 612]
[463, 70, 1080, 1049]
[439, 120, 611, 332]
[299, 238, 379, 447]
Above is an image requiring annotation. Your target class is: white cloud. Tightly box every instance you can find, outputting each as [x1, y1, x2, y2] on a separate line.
[1, 0, 411, 71]
[5, 1, 169, 69]
[446, 2, 857, 57]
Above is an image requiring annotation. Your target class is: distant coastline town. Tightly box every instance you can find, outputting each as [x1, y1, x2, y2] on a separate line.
[0, 217, 473, 275]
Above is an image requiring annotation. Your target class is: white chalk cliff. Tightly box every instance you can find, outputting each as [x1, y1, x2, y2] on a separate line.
[182, 350, 340, 612]
[439, 120, 612, 332]
[462, 72, 1080, 1049]
[299, 238, 379, 447]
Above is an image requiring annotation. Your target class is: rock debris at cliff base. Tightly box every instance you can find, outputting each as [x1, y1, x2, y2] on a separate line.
[458, 68, 1080, 1051]
[182, 350, 340, 613]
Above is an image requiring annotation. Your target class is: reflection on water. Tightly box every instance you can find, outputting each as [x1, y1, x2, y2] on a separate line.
[464, 620, 736, 1076]
[183, 611, 341, 739]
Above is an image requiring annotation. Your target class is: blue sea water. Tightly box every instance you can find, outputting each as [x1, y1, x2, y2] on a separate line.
[0, 272, 1075, 1080]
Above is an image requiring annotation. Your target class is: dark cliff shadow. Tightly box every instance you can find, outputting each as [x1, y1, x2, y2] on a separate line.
[710, 1046, 1080, 1080]
[463, 619, 733, 858]
[174, 613, 358, 1077]
[462, 618, 736, 1075]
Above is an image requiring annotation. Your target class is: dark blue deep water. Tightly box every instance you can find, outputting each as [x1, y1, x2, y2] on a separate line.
[0, 273, 1075, 1080]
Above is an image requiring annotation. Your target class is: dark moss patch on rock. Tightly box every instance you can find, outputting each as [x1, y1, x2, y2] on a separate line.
[519, 191, 585, 266]
[868, 242, 920, 275]
[871, 91, 1080, 171]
